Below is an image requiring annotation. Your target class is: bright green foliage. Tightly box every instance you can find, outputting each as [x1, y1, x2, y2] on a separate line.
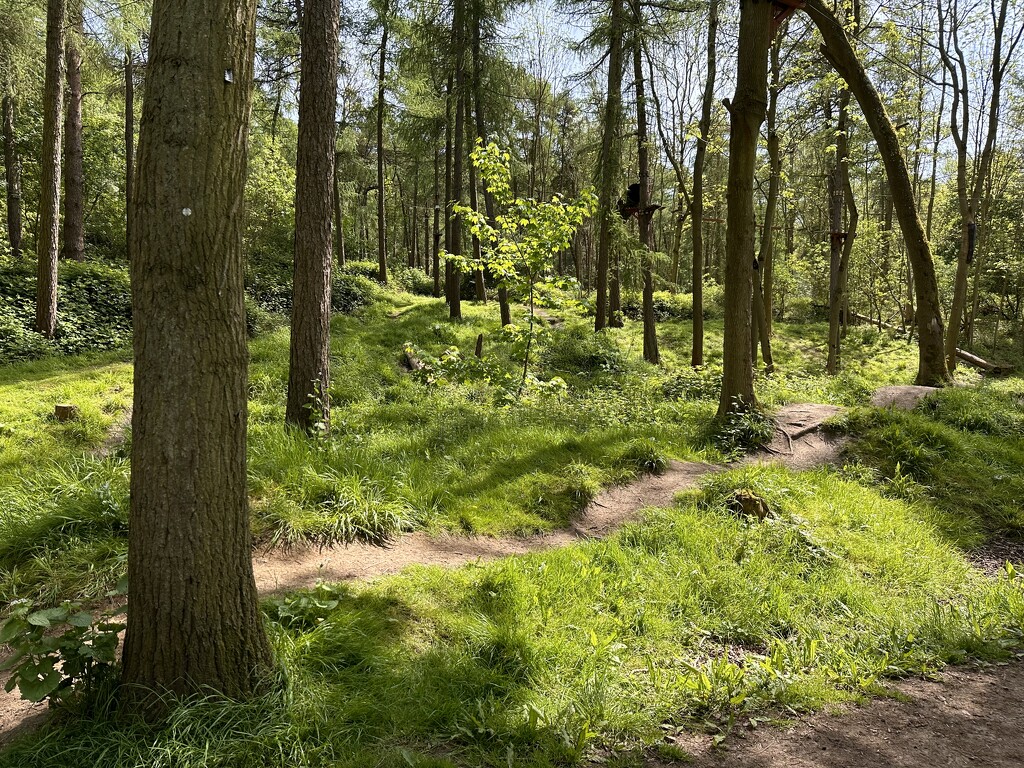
[3, 464, 1023, 766]
[0, 597, 124, 706]
[442, 141, 596, 290]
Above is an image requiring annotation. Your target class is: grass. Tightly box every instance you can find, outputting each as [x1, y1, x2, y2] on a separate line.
[2, 289, 1024, 766]
[2, 463, 1022, 767]
[0, 292, 1012, 606]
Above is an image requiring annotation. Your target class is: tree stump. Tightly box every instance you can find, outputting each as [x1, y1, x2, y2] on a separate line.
[54, 403, 79, 422]
[728, 489, 772, 521]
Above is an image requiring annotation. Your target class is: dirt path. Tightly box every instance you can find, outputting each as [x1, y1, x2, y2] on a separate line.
[255, 400, 847, 593]
[660, 660, 1024, 767]
[9, 383, 1020, 762]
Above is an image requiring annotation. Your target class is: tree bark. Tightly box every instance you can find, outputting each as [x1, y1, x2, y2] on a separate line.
[631, 13, 658, 364]
[286, 0, 340, 433]
[35, 0, 66, 338]
[123, 0, 272, 708]
[124, 49, 135, 264]
[690, 0, 718, 366]
[717, 0, 770, 418]
[448, 0, 465, 320]
[938, 0, 1018, 372]
[827, 89, 857, 375]
[334, 148, 346, 266]
[470, 2, 510, 324]
[758, 30, 782, 337]
[62, 0, 85, 262]
[805, 0, 950, 386]
[375, 8, 389, 285]
[2, 91, 21, 260]
[594, 0, 624, 332]
[432, 130, 441, 296]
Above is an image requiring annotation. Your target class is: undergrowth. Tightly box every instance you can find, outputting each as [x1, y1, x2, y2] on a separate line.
[3, 465, 1023, 767]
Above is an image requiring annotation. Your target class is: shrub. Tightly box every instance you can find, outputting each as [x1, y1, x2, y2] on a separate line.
[540, 325, 624, 375]
[0, 262, 132, 363]
[331, 274, 379, 314]
[338, 260, 382, 281]
[388, 265, 435, 296]
[621, 288, 723, 322]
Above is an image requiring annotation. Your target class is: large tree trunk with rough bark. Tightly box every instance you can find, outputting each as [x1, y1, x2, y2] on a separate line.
[594, 0, 624, 332]
[62, 0, 85, 262]
[691, 0, 717, 366]
[805, 0, 949, 386]
[718, 0, 770, 418]
[35, 0, 66, 338]
[2, 91, 21, 260]
[286, 0, 340, 433]
[122, 0, 272, 709]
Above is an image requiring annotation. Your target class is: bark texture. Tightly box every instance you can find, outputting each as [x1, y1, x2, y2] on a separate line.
[826, 90, 857, 375]
[2, 92, 21, 260]
[35, 0, 66, 338]
[124, 49, 135, 264]
[691, 0, 717, 366]
[62, 1, 85, 262]
[594, 0, 624, 332]
[718, 0, 770, 417]
[123, 0, 272, 706]
[805, 0, 949, 386]
[448, 0, 465, 320]
[631, 16, 658, 364]
[375, 8, 389, 285]
[286, 0, 340, 432]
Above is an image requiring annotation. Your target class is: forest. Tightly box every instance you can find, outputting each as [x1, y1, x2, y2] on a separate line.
[0, 0, 1023, 765]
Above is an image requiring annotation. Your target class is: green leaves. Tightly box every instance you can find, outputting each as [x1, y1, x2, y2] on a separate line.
[440, 140, 597, 286]
[0, 598, 125, 704]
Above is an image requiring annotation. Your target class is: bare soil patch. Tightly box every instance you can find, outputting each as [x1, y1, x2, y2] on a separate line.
[658, 659, 1024, 767]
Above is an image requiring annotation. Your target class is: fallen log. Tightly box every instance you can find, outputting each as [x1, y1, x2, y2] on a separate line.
[849, 312, 1013, 375]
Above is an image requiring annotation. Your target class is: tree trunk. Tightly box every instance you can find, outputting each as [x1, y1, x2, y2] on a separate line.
[467, 104, 485, 301]
[631, 19, 658, 364]
[827, 90, 857, 374]
[334, 148, 346, 266]
[2, 91, 21, 260]
[691, 0, 718, 366]
[432, 132, 441, 296]
[758, 30, 782, 337]
[286, 0, 340, 433]
[470, 3, 510, 324]
[448, 0, 465, 320]
[717, 0, 770, 418]
[62, 1, 85, 262]
[938, 0, 1016, 372]
[375, 11, 389, 285]
[124, 49, 135, 264]
[443, 76, 454, 306]
[123, 0, 272, 708]
[35, 0, 66, 338]
[805, 0, 949, 386]
[594, 0, 624, 332]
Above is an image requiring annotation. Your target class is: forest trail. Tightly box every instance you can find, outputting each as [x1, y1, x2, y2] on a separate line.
[253, 397, 856, 594]
[660, 659, 1024, 767]
[12, 382, 1024, 765]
